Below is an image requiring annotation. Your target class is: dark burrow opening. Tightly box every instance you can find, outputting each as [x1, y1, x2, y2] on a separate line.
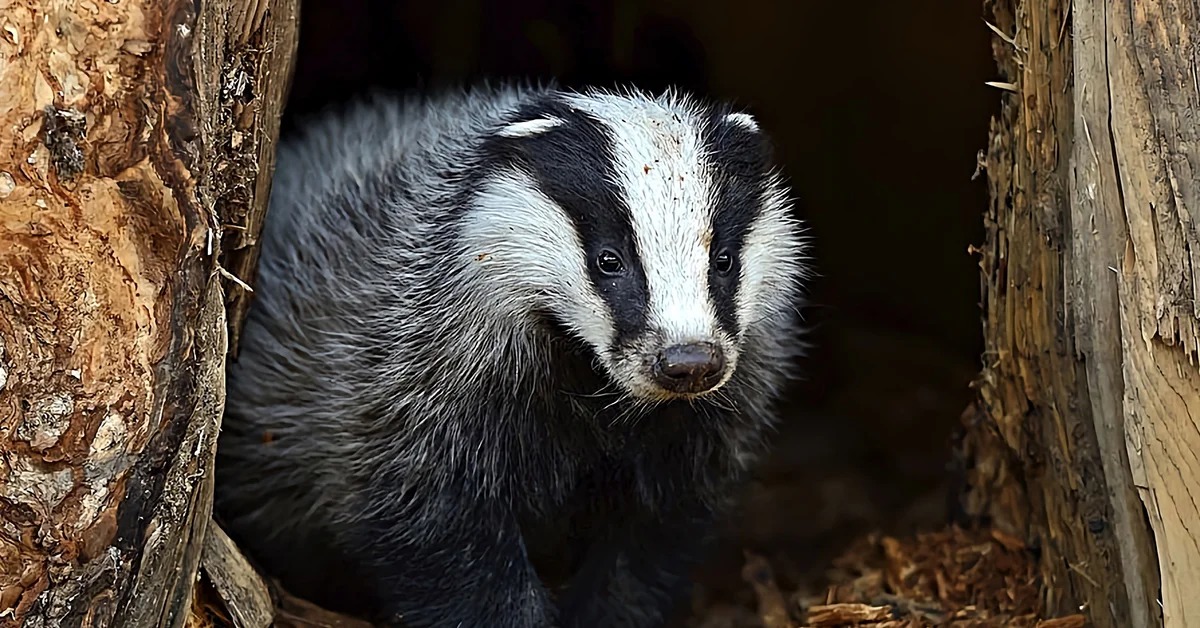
[269, 0, 998, 622]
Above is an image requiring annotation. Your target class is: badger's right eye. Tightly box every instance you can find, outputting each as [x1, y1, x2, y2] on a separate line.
[596, 249, 625, 275]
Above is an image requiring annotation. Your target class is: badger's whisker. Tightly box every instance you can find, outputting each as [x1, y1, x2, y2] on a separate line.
[566, 381, 623, 400]
[706, 389, 739, 414]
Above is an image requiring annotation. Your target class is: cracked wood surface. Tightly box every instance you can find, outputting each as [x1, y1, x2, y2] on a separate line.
[967, 0, 1199, 626]
[1086, 2, 1200, 626]
[0, 0, 297, 625]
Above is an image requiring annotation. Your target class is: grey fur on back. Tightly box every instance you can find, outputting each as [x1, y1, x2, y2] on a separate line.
[216, 85, 535, 598]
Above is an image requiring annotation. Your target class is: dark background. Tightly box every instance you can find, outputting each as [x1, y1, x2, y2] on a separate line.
[281, 0, 998, 612]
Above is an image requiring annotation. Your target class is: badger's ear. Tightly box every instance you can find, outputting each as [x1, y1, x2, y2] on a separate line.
[496, 116, 566, 138]
[723, 112, 760, 132]
[710, 109, 774, 170]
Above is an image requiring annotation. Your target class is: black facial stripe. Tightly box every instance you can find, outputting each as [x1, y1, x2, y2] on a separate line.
[700, 106, 775, 337]
[475, 94, 650, 347]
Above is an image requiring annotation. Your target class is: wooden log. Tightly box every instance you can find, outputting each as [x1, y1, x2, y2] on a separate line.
[1082, 2, 1200, 626]
[965, 0, 1200, 627]
[0, 0, 297, 625]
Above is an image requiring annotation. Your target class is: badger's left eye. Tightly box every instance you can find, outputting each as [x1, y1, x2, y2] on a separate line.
[596, 249, 625, 275]
[714, 249, 735, 275]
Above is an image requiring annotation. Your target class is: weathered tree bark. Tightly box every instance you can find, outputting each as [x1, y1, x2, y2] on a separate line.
[0, 0, 297, 626]
[965, 1, 1200, 627]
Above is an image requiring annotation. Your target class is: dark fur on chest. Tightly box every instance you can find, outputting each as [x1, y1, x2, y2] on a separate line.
[529, 313, 743, 503]
[519, 413, 730, 593]
[511, 321, 743, 595]
[341, 321, 745, 622]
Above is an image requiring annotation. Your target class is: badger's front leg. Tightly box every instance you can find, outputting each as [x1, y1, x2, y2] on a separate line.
[555, 506, 714, 628]
[348, 493, 557, 628]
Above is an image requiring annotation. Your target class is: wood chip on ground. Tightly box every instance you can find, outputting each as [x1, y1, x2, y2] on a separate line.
[713, 525, 1088, 628]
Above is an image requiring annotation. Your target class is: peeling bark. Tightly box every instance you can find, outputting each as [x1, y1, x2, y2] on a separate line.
[0, 0, 296, 625]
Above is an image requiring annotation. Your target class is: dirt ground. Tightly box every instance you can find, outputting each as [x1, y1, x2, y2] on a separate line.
[686, 525, 1087, 628]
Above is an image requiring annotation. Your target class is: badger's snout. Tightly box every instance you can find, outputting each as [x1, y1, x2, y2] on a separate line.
[651, 341, 726, 394]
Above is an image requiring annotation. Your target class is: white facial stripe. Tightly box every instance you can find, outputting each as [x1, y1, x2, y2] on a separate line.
[736, 179, 808, 332]
[563, 90, 722, 345]
[459, 171, 615, 354]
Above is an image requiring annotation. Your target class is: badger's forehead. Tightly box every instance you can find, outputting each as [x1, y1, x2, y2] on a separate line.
[486, 89, 770, 233]
[561, 96, 710, 248]
[561, 91, 707, 169]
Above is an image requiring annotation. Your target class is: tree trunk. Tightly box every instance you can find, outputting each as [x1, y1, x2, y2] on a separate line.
[965, 1, 1200, 627]
[0, 0, 297, 625]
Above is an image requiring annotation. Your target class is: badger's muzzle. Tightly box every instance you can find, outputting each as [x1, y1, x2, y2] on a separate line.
[651, 341, 726, 394]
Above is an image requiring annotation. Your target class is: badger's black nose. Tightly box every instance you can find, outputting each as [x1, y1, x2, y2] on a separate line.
[652, 342, 726, 393]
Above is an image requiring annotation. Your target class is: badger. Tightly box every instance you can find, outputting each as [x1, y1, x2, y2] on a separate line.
[214, 82, 810, 628]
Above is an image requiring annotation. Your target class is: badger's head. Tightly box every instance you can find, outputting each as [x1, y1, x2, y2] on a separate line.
[462, 87, 807, 403]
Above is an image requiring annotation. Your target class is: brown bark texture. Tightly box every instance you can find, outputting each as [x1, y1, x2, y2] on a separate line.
[965, 0, 1200, 627]
[0, 0, 297, 626]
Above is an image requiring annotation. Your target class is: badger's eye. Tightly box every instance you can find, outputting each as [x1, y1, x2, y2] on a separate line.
[596, 249, 625, 275]
[714, 249, 735, 275]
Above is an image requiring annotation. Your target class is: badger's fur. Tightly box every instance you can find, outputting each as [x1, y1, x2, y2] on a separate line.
[214, 83, 809, 628]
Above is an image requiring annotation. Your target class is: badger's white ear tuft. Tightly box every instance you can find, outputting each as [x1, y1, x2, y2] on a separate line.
[725, 112, 760, 132]
[496, 116, 565, 138]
